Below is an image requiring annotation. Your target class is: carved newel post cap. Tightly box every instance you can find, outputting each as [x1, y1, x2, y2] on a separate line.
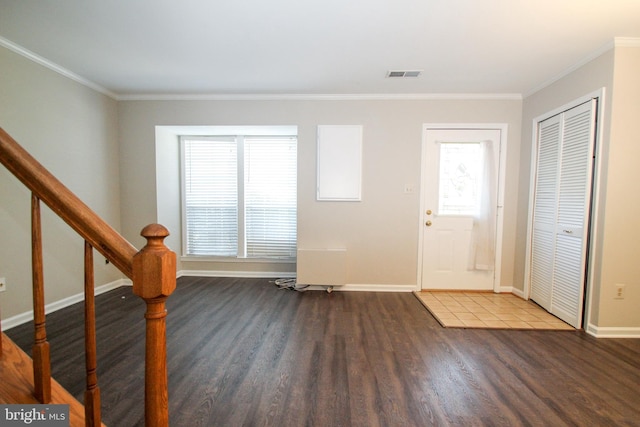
[132, 223, 177, 300]
[140, 223, 170, 240]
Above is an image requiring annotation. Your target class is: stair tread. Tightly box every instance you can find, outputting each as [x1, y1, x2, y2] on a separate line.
[0, 333, 104, 427]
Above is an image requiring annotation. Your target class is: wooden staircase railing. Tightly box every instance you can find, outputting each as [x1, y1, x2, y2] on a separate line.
[0, 127, 176, 427]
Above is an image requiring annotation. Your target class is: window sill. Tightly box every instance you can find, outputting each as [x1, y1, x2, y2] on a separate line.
[180, 256, 296, 264]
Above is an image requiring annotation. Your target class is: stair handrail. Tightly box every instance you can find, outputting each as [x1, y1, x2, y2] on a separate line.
[0, 128, 137, 276]
[0, 127, 175, 427]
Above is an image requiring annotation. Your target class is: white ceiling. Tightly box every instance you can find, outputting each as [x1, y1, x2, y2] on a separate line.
[1, 0, 639, 98]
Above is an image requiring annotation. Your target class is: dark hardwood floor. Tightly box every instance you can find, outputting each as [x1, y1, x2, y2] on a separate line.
[6, 276, 640, 426]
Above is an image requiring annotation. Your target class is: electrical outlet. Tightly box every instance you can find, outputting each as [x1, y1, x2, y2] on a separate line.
[614, 284, 625, 299]
[0, 277, 6, 292]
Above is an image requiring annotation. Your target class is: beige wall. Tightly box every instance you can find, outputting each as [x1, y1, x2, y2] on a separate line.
[519, 45, 640, 330]
[0, 42, 524, 323]
[0, 45, 123, 320]
[118, 98, 522, 288]
[517, 49, 615, 315]
[596, 47, 640, 327]
[2, 35, 637, 332]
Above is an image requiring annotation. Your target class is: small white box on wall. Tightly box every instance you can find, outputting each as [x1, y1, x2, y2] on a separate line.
[316, 125, 362, 201]
[296, 248, 347, 286]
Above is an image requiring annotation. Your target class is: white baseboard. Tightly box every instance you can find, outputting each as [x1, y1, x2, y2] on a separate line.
[177, 270, 296, 279]
[510, 287, 526, 299]
[418, 285, 521, 295]
[586, 324, 640, 338]
[334, 283, 417, 292]
[1, 278, 131, 331]
[178, 272, 417, 292]
[6, 276, 638, 338]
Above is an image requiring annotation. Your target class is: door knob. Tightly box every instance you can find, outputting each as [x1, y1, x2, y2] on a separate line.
[425, 220, 432, 227]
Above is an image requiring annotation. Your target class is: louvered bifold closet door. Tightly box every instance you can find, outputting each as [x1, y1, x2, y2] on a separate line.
[530, 114, 562, 312]
[530, 99, 596, 329]
[552, 100, 596, 327]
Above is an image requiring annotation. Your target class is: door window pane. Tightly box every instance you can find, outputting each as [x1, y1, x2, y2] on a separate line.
[438, 142, 481, 215]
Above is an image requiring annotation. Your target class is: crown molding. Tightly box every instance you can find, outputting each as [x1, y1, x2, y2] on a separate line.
[0, 36, 118, 99]
[614, 36, 640, 47]
[4, 33, 638, 103]
[21, 33, 640, 103]
[524, 37, 640, 98]
[1, 37, 521, 102]
[116, 92, 522, 101]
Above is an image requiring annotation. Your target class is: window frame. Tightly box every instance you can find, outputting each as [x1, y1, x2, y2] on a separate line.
[179, 129, 297, 263]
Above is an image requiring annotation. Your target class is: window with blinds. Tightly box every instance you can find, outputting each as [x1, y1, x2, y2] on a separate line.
[182, 135, 297, 259]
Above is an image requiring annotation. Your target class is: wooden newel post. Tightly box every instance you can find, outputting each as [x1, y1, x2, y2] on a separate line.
[132, 224, 176, 427]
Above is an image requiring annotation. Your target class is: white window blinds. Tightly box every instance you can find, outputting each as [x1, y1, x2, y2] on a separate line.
[245, 137, 297, 258]
[182, 135, 297, 259]
[183, 138, 238, 256]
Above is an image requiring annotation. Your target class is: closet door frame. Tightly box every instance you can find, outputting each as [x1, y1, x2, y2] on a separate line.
[524, 88, 606, 330]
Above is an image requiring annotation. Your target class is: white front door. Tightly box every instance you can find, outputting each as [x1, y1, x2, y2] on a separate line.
[420, 127, 504, 291]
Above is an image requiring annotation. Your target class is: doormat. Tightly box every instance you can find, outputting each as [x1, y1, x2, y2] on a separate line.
[414, 291, 575, 330]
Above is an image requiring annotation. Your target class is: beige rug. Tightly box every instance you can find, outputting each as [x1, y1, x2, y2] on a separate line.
[414, 291, 575, 330]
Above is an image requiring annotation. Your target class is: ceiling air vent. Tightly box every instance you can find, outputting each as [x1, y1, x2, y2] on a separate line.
[386, 70, 422, 78]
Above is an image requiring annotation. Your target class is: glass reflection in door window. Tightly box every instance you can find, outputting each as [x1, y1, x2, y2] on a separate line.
[438, 142, 481, 215]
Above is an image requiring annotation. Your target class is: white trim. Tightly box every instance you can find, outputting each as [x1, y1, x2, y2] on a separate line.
[613, 36, 640, 48]
[1, 279, 130, 331]
[417, 123, 508, 293]
[177, 270, 296, 279]
[494, 125, 509, 294]
[0, 37, 521, 102]
[523, 116, 538, 303]
[180, 256, 296, 265]
[336, 284, 416, 292]
[523, 37, 640, 98]
[176, 272, 414, 292]
[117, 93, 522, 102]
[523, 88, 606, 331]
[586, 324, 640, 339]
[511, 287, 526, 299]
[161, 125, 298, 137]
[0, 36, 117, 99]
[583, 90, 607, 333]
[5, 33, 636, 103]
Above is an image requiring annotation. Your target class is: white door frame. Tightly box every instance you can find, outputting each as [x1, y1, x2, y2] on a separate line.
[524, 88, 606, 331]
[417, 123, 508, 292]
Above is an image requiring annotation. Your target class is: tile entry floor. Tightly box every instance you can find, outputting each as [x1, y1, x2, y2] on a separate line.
[414, 291, 575, 330]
